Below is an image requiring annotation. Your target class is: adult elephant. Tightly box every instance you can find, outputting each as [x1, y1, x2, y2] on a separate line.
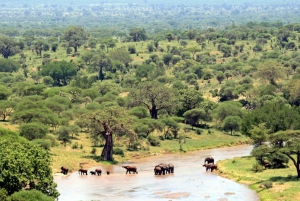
[78, 168, 88, 175]
[154, 166, 162, 175]
[95, 168, 102, 176]
[61, 166, 69, 175]
[168, 163, 174, 173]
[122, 166, 138, 174]
[204, 157, 214, 164]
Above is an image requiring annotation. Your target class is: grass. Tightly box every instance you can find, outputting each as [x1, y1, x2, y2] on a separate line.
[217, 156, 300, 201]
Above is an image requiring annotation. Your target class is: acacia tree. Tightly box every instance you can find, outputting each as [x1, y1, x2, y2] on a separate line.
[91, 53, 112, 81]
[255, 60, 284, 86]
[129, 81, 178, 119]
[61, 26, 88, 52]
[0, 35, 21, 58]
[262, 130, 300, 179]
[88, 107, 136, 161]
[0, 138, 59, 197]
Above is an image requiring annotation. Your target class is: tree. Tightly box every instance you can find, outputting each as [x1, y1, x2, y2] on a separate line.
[219, 44, 231, 57]
[216, 72, 225, 84]
[248, 123, 269, 145]
[91, 53, 112, 81]
[213, 101, 243, 123]
[34, 40, 49, 57]
[178, 89, 203, 115]
[183, 109, 206, 128]
[19, 123, 48, 141]
[0, 138, 59, 197]
[264, 130, 300, 179]
[0, 58, 20, 72]
[57, 126, 72, 147]
[222, 116, 241, 135]
[161, 117, 180, 139]
[0, 100, 15, 121]
[9, 190, 55, 201]
[162, 53, 173, 67]
[88, 106, 136, 161]
[186, 46, 201, 60]
[41, 61, 77, 86]
[61, 26, 89, 52]
[129, 28, 147, 42]
[0, 35, 21, 58]
[109, 48, 132, 66]
[255, 60, 284, 86]
[129, 81, 178, 119]
[0, 85, 11, 100]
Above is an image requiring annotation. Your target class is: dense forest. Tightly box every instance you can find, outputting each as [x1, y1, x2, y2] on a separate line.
[2, 0, 300, 200]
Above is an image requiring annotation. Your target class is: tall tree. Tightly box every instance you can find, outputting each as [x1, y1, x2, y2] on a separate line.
[129, 81, 178, 119]
[88, 106, 136, 161]
[0, 35, 21, 58]
[255, 60, 284, 86]
[61, 26, 89, 52]
[91, 53, 112, 81]
[129, 28, 147, 42]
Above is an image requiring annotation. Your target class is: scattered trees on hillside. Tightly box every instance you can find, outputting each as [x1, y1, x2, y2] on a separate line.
[61, 26, 89, 53]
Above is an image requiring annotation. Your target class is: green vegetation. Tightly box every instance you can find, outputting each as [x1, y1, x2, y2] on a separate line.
[218, 157, 300, 201]
[2, 1, 300, 199]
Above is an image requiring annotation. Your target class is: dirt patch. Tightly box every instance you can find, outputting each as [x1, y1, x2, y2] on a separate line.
[161, 192, 191, 199]
[119, 92, 129, 97]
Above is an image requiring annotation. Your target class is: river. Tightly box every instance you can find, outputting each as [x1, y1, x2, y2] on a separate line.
[54, 145, 259, 201]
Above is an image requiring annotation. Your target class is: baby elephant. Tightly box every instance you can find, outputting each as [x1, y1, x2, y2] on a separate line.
[203, 163, 218, 172]
[90, 171, 96, 175]
[122, 165, 138, 174]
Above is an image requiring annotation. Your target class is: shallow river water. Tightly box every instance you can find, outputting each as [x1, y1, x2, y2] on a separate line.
[54, 145, 259, 201]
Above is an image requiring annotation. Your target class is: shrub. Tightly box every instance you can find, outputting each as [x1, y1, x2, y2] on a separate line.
[9, 189, 54, 201]
[91, 147, 97, 155]
[261, 181, 273, 189]
[251, 163, 264, 173]
[72, 142, 79, 149]
[147, 135, 161, 146]
[19, 123, 48, 141]
[195, 128, 202, 135]
[31, 139, 51, 150]
[113, 147, 125, 156]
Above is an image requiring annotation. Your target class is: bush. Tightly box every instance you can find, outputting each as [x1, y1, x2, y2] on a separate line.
[261, 181, 273, 189]
[9, 190, 54, 201]
[72, 142, 79, 149]
[195, 128, 202, 135]
[251, 163, 264, 173]
[113, 147, 125, 156]
[31, 139, 51, 150]
[19, 123, 48, 141]
[147, 135, 160, 146]
[91, 147, 97, 155]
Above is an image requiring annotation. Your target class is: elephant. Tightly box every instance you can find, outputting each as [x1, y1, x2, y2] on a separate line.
[204, 157, 214, 164]
[122, 165, 138, 174]
[168, 163, 174, 173]
[154, 166, 162, 175]
[90, 171, 96, 175]
[95, 168, 102, 176]
[78, 168, 88, 175]
[61, 166, 69, 175]
[156, 163, 169, 175]
[203, 163, 218, 172]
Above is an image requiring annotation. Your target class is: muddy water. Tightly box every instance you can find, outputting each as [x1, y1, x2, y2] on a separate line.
[54, 145, 259, 201]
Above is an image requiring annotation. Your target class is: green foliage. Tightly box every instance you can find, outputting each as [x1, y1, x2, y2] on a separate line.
[41, 61, 77, 86]
[0, 59, 20, 72]
[19, 122, 48, 141]
[147, 135, 161, 146]
[61, 26, 88, 52]
[0, 139, 59, 197]
[251, 163, 264, 173]
[261, 181, 273, 189]
[9, 190, 55, 201]
[129, 106, 150, 119]
[113, 147, 125, 157]
[221, 116, 241, 135]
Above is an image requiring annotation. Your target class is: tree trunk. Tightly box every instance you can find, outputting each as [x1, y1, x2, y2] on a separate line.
[98, 66, 104, 81]
[149, 105, 158, 119]
[74, 46, 78, 53]
[100, 122, 113, 161]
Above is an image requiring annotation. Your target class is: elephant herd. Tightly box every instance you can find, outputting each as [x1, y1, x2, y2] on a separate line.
[154, 163, 174, 175]
[60, 157, 216, 176]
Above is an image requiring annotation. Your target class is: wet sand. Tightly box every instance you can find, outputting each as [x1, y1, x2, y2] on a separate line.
[54, 145, 259, 201]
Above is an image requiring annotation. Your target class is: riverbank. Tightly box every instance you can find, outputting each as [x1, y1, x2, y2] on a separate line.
[51, 129, 251, 174]
[217, 156, 300, 201]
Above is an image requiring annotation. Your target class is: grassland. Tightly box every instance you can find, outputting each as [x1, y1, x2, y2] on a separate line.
[218, 157, 300, 201]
